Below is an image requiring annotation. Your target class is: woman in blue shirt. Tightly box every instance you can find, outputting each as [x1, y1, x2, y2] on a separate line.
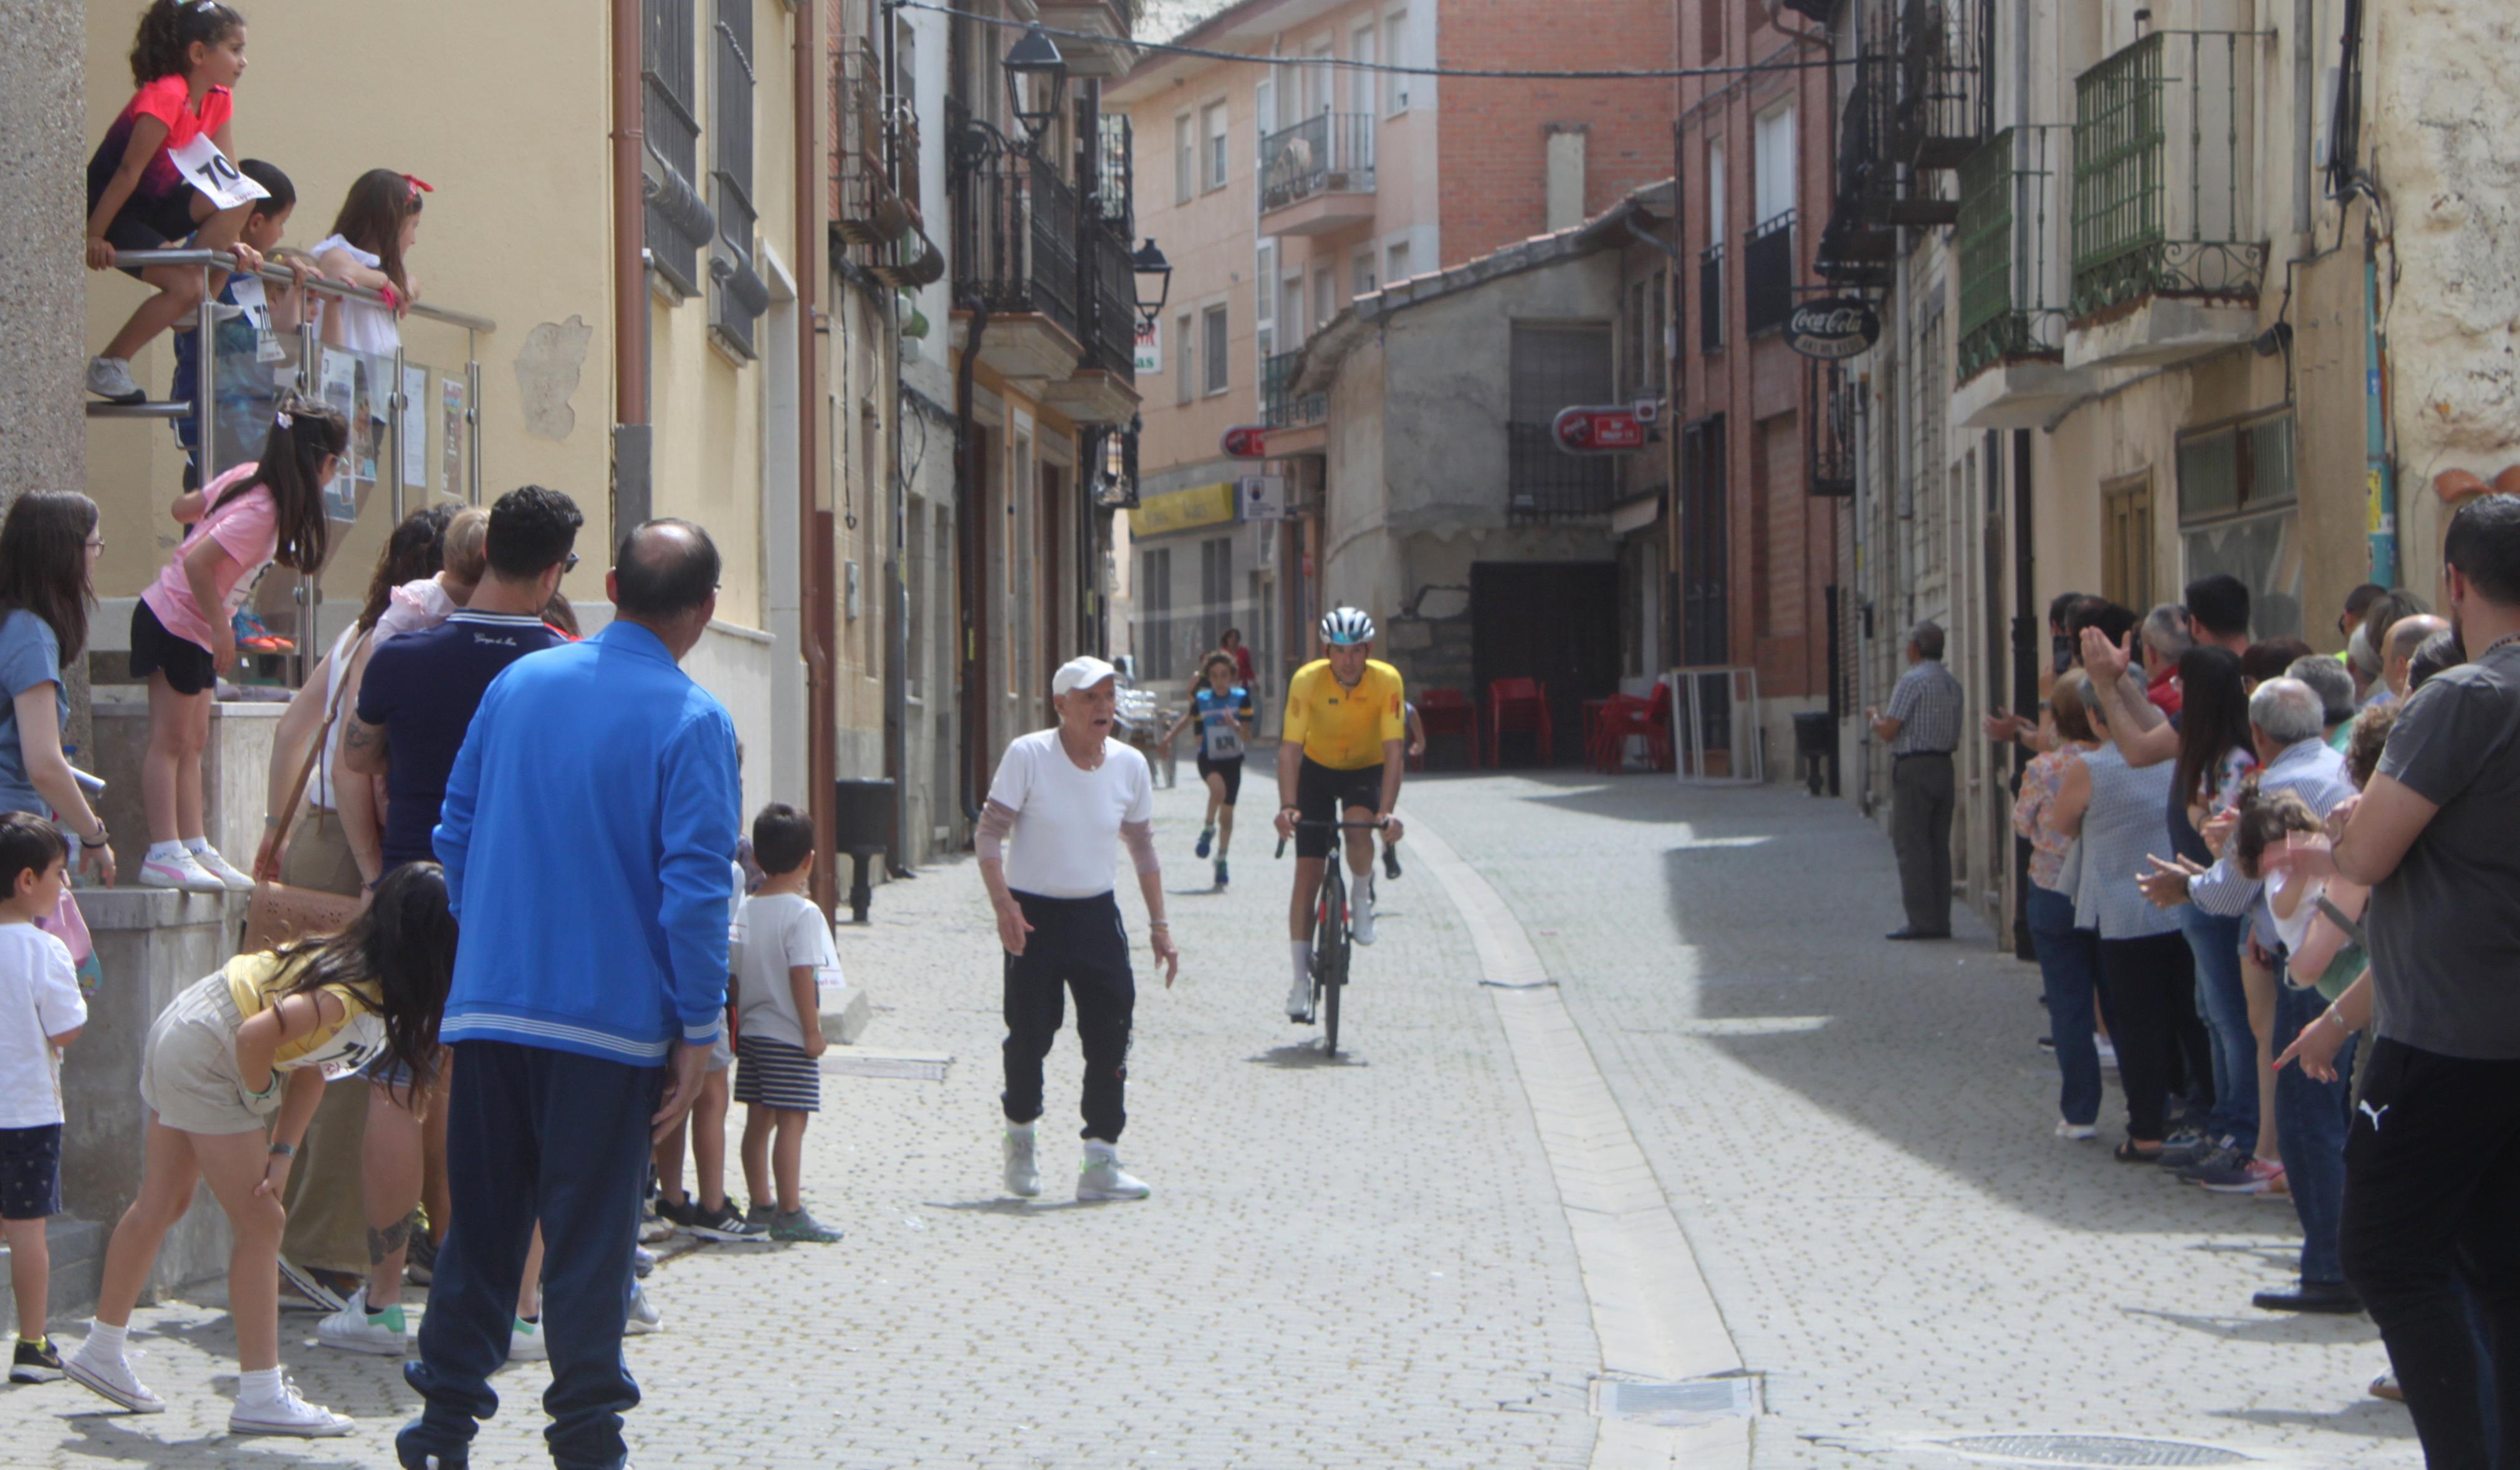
[0, 493, 115, 884]
[1166, 652, 1254, 889]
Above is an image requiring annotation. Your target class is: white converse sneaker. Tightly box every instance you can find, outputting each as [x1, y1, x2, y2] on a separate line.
[191, 846, 256, 892]
[315, 1288, 408, 1356]
[229, 1377, 355, 1437]
[509, 1316, 548, 1362]
[86, 356, 145, 404]
[138, 847, 227, 894]
[1076, 1146, 1151, 1201]
[1349, 885, 1378, 946]
[64, 1344, 164, 1413]
[1003, 1125, 1040, 1198]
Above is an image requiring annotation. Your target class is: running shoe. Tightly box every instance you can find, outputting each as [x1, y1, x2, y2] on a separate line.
[745, 1203, 773, 1228]
[626, 1282, 662, 1334]
[191, 846, 255, 892]
[1004, 1125, 1040, 1198]
[137, 847, 227, 894]
[2200, 1157, 2288, 1195]
[2054, 1120, 2097, 1141]
[9, 1335, 64, 1383]
[315, 1288, 410, 1357]
[1288, 974, 1315, 1024]
[1077, 1147, 1151, 1202]
[63, 1342, 164, 1413]
[277, 1254, 349, 1314]
[509, 1317, 547, 1362]
[1349, 889, 1377, 946]
[2153, 1130, 2215, 1168]
[86, 356, 145, 404]
[2095, 1034, 2120, 1069]
[632, 1244, 656, 1277]
[1214, 857, 1229, 889]
[653, 1194, 701, 1230]
[2370, 1372, 2402, 1403]
[687, 1201, 769, 1241]
[229, 1376, 354, 1437]
[405, 1228, 438, 1286]
[1194, 826, 1214, 859]
[770, 1209, 843, 1243]
[1383, 845, 1402, 882]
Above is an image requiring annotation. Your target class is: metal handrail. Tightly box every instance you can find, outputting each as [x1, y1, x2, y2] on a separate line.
[105, 247, 498, 333]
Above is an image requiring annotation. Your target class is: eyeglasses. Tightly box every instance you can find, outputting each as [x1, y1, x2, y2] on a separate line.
[84, 537, 105, 551]
[563, 552, 580, 573]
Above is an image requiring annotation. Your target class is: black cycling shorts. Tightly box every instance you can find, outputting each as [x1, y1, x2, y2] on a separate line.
[1195, 752, 1243, 805]
[1293, 756, 1382, 859]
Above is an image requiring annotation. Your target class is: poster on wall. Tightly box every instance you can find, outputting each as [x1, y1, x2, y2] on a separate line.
[1134, 316, 1161, 375]
[400, 365, 429, 488]
[441, 379, 467, 497]
[319, 351, 359, 521]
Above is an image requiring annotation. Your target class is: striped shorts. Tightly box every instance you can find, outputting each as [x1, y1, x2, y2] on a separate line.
[733, 1034, 821, 1113]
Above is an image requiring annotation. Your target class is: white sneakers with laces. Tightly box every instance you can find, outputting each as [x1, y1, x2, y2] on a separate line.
[138, 846, 227, 894]
[1076, 1142, 1151, 1201]
[228, 1375, 354, 1437]
[63, 1341, 164, 1413]
[509, 1316, 549, 1361]
[191, 845, 256, 891]
[626, 1281, 663, 1334]
[1003, 1124, 1041, 1198]
[86, 356, 145, 404]
[314, 1287, 408, 1356]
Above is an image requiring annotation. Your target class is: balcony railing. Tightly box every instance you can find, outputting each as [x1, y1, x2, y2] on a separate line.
[1093, 112, 1134, 240]
[2070, 31, 2266, 320]
[1507, 422, 1615, 523]
[1895, 0, 1991, 170]
[1697, 243, 1725, 351]
[1807, 360, 1857, 497]
[835, 38, 913, 244]
[1743, 211, 1796, 336]
[1817, 60, 1899, 287]
[1957, 126, 2069, 381]
[1260, 112, 1376, 213]
[1263, 350, 1325, 428]
[952, 141, 1081, 341]
[1080, 220, 1137, 381]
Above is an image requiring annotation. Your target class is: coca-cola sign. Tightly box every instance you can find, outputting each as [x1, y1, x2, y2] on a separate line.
[1552, 405, 1649, 455]
[1786, 297, 1882, 360]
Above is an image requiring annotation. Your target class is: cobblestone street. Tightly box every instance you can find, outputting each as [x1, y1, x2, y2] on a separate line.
[0, 760, 2418, 1467]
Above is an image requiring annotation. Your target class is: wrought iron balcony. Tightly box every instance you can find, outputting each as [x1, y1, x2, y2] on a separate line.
[951, 135, 1081, 343]
[1093, 112, 1134, 241]
[1956, 126, 2071, 381]
[834, 38, 912, 245]
[1895, 0, 1990, 171]
[1078, 221, 1136, 383]
[1507, 422, 1614, 523]
[1743, 211, 1796, 337]
[1816, 62, 1898, 287]
[2070, 31, 2267, 321]
[1263, 350, 1325, 429]
[1260, 112, 1376, 226]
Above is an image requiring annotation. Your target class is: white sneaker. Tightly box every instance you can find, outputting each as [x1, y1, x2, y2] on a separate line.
[86, 356, 145, 404]
[64, 1344, 165, 1413]
[2054, 1120, 2098, 1141]
[1349, 886, 1378, 947]
[1288, 975, 1314, 1023]
[191, 845, 255, 891]
[509, 1317, 548, 1362]
[1003, 1126, 1040, 1198]
[625, 1281, 662, 1335]
[315, 1288, 408, 1356]
[229, 1377, 354, 1437]
[2095, 1033, 2120, 1069]
[138, 847, 228, 894]
[1077, 1147, 1151, 1202]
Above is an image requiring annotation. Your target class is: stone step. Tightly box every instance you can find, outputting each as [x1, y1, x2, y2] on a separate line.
[0, 1215, 108, 1334]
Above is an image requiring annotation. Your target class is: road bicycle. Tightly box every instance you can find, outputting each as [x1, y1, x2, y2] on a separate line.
[1275, 818, 1387, 1057]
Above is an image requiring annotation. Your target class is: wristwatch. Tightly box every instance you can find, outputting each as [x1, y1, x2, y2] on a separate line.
[266, 1140, 296, 1158]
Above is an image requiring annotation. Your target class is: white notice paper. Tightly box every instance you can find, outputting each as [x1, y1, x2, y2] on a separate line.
[400, 365, 428, 487]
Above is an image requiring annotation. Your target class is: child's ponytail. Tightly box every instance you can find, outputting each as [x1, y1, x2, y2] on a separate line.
[128, 0, 247, 88]
[215, 390, 343, 574]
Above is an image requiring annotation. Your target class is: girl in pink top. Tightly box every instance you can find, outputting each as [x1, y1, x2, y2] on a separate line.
[132, 394, 341, 894]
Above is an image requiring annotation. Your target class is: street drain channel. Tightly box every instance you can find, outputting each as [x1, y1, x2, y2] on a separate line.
[1593, 1376, 1757, 1423]
[1935, 1434, 2256, 1467]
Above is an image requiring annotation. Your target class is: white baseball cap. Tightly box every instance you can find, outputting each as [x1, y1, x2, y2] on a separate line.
[1051, 655, 1121, 696]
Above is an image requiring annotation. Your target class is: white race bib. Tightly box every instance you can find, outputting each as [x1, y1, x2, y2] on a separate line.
[166, 133, 270, 212]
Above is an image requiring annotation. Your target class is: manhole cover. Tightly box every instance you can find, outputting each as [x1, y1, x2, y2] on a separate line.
[1938, 1435, 2254, 1467]
[1594, 1377, 1756, 1421]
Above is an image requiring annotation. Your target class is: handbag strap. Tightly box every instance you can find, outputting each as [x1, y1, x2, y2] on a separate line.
[260, 626, 370, 881]
[2314, 894, 2369, 950]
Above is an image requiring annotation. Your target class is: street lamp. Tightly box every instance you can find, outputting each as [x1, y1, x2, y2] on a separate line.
[1130, 238, 1173, 332]
[1002, 22, 1068, 156]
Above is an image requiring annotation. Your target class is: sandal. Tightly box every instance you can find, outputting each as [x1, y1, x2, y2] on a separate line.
[2114, 1140, 2163, 1163]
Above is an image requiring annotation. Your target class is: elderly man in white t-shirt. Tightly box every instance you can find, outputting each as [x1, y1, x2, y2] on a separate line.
[977, 656, 1181, 1202]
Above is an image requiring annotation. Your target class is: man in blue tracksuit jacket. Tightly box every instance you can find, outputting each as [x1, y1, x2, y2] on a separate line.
[399, 520, 739, 1470]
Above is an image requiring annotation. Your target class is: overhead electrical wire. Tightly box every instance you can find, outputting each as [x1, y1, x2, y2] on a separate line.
[884, 0, 1839, 83]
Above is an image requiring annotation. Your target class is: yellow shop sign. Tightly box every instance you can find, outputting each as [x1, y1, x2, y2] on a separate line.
[1129, 481, 1239, 537]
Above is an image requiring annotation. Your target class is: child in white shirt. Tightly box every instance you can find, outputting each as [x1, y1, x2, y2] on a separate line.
[0, 814, 87, 1384]
[730, 804, 843, 1244]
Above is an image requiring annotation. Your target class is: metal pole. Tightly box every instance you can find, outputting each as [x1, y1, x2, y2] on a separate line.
[390, 346, 407, 525]
[466, 351, 483, 507]
[194, 265, 217, 488]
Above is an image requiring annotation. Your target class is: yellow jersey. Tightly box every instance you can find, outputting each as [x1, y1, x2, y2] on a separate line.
[1283, 659, 1407, 771]
[223, 952, 386, 1076]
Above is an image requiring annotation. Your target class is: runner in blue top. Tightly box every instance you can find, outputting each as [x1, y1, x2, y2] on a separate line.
[1165, 651, 1255, 889]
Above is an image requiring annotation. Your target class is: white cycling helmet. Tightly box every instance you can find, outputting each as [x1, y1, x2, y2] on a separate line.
[1320, 606, 1376, 646]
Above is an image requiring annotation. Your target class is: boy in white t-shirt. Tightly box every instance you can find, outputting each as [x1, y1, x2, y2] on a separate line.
[729, 804, 844, 1244]
[0, 814, 88, 1384]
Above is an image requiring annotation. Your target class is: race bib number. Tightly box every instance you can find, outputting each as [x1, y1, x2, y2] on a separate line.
[1205, 718, 1245, 761]
[167, 133, 270, 212]
[228, 274, 289, 363]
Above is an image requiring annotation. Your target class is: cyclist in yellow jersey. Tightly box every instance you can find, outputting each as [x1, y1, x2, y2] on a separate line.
[1272, 607, 1407, 1022]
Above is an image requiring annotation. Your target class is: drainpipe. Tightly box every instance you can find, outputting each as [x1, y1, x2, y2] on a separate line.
[798, 0, 838, 914]
[610, 0, 650, 526]
[956, 307, 990, 825]
[882, 15, 914, 876]
[2364, 249, 2396, 587]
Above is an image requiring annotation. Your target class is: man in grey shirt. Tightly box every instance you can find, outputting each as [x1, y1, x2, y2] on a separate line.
[1868, 621, 1963, 939]
[2288, 494, 2520, 1466]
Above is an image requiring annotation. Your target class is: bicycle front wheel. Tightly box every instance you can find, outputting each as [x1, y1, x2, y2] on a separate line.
[1316, 864, 1349, 1055]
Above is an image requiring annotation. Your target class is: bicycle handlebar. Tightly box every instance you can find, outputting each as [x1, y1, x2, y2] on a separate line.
[1274, 817, 1389, 860]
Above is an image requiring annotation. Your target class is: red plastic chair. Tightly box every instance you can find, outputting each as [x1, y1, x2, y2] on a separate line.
[1486, 677, 1553, 767]
[1593, 690, 1674, 772]
[1414, 688, 1480, 770]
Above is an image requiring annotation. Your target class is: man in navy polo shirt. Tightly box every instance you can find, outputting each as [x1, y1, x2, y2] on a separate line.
[330, 484, 578, 1354]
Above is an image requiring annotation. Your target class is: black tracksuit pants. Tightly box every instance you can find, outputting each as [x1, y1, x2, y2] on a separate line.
[1000, 889, 1136, 1142]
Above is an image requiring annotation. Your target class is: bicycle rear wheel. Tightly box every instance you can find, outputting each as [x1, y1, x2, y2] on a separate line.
[1316, 863, 1349, 1056]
